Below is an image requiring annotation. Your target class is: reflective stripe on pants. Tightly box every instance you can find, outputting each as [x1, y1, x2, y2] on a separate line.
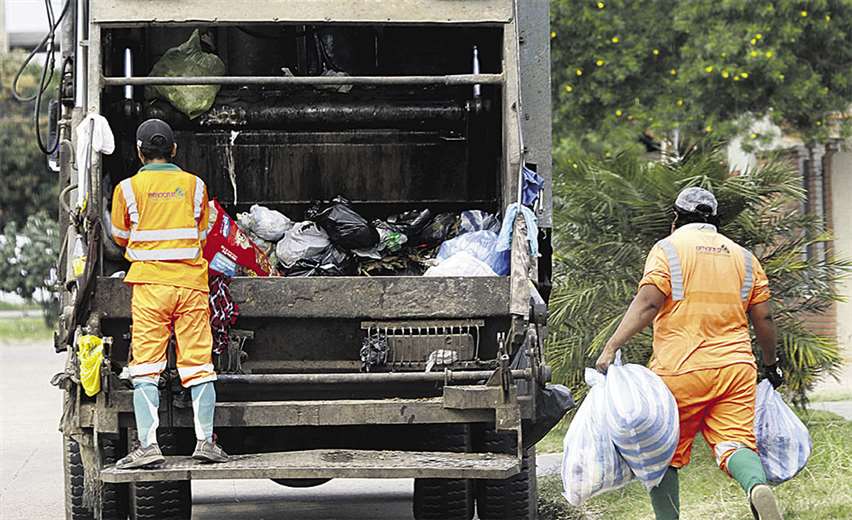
[130, 283, 216, 388]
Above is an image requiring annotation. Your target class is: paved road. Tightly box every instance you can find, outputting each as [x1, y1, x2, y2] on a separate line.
[0, 341, 559, 520]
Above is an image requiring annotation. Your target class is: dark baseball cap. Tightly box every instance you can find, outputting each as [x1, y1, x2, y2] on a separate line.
[136, 118, 175, 154]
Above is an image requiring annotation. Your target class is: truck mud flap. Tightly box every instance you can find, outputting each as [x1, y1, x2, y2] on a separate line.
[100, 449, 519, 483]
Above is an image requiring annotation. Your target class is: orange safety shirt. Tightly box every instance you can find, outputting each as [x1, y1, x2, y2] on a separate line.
[639, 223, 770, 376]
[111, 163, 210, 292]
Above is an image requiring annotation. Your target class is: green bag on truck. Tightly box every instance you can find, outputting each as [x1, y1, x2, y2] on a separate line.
[146, 29, 226, 119]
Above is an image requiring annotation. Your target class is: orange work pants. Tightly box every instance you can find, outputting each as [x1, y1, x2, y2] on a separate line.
[659, 363, 758, 474]
[128, 283, 215, 387]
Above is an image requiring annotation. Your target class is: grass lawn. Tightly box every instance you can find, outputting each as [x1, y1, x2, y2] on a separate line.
[537, 410, 852, 520]
[0, 301, 39, 311]
[0, 316, 53, 343]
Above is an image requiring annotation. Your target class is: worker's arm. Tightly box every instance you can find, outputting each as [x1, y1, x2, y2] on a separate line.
[595, 284, 666, 373]
[110, 184, 130, 248]
[749, 300, 784, 387]
[749, 301, 777, 365]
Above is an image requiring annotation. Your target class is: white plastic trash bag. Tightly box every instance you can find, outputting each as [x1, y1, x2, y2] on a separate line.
[239, 204, 293, 242]
[424, 252, 497, 277]
[755, 380, 812, 484]
[604, 352, 679, 490]
[276, 222, 331, 268]
[561, 368, 633, 506]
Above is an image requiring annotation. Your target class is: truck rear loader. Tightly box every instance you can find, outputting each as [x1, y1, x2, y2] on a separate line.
[49, 1, 556, 518]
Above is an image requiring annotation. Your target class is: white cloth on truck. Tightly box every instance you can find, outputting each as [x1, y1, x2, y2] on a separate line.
[561, 368, 633, 506]
[604, 351, 679, 490]
[75, 114, 115, 206]
[755, 379, 812, 483]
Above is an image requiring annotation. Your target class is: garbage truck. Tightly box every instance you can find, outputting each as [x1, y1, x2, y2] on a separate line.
[50, 1, 556, 518]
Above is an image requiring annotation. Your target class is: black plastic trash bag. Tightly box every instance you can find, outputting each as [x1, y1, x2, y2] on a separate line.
[510, 346, 575, 449]
[307, 196, 379, 251]
[415, 212, 459, 247]
[383, 209, 433, 241]
[523, 384, 574, 449]
[284, 245, 355, 277]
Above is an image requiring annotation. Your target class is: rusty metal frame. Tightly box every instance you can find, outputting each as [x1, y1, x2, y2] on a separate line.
[102, 73, 504, 87]
[90, 0, 514, 25]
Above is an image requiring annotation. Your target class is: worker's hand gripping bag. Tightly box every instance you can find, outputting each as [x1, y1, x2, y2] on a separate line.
[603, 352, 679, 490]
[561, 368, 633, 506]
[204, 200, 274, 276]
[755, 379, 812, 483]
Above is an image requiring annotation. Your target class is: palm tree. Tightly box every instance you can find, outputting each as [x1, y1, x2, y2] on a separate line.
[546, 144, 848, 404]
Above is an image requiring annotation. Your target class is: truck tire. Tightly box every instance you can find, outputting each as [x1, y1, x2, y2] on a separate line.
[475, 430, 537, 520]
[65, 437, 128, 520]
[129, 430, 191, 520]
[412, 425, 474, 520]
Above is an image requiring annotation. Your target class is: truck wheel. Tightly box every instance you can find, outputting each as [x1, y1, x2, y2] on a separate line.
[64, 437, 128, 520]
[475, 430, 537, 520]
[412, 425, 474, 520]
[64, 438, 92, 520]
[130, 430, 191, 520]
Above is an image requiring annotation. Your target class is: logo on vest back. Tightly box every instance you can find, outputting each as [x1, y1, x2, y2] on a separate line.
[695, 244, 730, 255]
[148, 187, 185, 200]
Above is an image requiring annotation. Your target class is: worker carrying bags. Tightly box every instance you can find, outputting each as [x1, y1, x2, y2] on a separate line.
[562, 353, 679, 505]
[755, 379, 813, 483]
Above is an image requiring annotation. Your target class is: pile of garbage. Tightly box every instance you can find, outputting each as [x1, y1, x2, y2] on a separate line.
[204, 196, 511, 278]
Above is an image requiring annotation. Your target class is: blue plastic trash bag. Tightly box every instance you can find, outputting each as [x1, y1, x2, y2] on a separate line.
[459, 210, 500, 234]
[436, 230, 509, 276]
[755, 380, 812, 484]
[604, 352, 679, 490]
[561, 368, 633, 506]
[522, 165, 545, 206]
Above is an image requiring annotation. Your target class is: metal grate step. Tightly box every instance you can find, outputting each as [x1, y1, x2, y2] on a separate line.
[100, 449, 519, 483]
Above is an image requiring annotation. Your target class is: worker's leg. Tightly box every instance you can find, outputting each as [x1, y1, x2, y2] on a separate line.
[172, 287, 228, 461]
[727, 448, 768, 493]
[649, 467, 680, 520]
[701, 364, 760, 482]
[651, 370, 715, 520]
[702, 364, 781, 520]
[128, 284, 175, 447]
[116, 285, 175, 469]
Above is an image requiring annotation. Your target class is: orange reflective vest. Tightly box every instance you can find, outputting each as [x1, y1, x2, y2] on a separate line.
[111, 163, 211, 292]
[639, 223, 771, 376]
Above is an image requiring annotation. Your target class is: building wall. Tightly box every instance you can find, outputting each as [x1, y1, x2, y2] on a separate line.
[830, 149, 852, 351]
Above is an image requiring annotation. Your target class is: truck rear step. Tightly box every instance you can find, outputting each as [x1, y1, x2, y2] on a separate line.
[100, 449, 519, 483]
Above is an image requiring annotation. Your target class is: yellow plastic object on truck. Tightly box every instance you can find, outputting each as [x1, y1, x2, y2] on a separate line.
[78, 335, 104, 397]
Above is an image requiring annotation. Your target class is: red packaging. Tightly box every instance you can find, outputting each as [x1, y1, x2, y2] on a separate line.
[203, 200, 274, 277]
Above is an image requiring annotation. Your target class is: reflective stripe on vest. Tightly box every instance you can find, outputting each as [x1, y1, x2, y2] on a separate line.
[111, 224, 130, 240]
[125, 247, 200, 261]
[120, 178, 139, 224]
[656, 239, 754, 302]
[129, 227, 199, 242]
[193, 177, 204, 221]
[740, 247, 754, 300]
[657, 239, 685, 301]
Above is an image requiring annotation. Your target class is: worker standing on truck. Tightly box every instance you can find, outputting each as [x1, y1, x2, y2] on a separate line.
[111, 118, 229, 469]
[594, 187, 784, 520]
